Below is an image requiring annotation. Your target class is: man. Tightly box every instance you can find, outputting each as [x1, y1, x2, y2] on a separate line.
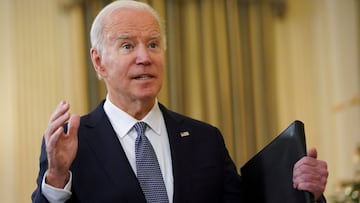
[32, 0, 328, 202]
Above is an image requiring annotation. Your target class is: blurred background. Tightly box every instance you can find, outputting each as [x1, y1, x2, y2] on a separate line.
[0, 0, 359, 202]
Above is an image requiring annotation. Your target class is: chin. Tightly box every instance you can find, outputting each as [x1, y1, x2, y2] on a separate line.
[137, 91, 158, 101]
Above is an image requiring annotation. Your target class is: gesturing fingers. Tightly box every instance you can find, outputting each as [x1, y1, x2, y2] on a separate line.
[44, 101, 80, 179]
[49, 101, 70, 124]
[67, 114, 80, 138]
[44, 101, 71, 144]
[46, 125, 65, 153]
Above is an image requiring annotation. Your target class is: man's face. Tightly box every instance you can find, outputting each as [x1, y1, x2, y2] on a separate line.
[92, 9, 164, 106]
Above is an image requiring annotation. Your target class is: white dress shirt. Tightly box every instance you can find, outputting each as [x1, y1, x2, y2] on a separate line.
[42, 98, 174, 203]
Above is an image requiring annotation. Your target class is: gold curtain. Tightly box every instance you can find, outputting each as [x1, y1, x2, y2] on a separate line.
[86, 0, 280, 167]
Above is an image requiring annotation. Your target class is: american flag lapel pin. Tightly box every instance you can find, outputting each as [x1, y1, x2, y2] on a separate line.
[180, 131, 190, 137]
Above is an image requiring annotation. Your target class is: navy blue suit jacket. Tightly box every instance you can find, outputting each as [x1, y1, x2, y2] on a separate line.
[32, 101, 243, 202]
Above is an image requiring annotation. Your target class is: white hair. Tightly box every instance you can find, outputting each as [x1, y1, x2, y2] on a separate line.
[90, 0, 166, 55]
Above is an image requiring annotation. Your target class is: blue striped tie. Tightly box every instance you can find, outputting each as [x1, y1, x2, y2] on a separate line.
[134, 122, 169, 203]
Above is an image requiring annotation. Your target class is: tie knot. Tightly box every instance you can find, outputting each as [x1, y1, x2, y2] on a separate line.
[134, 121, 147, 135]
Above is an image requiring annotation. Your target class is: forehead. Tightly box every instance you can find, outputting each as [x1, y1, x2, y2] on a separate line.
[103, 9, 161, 39]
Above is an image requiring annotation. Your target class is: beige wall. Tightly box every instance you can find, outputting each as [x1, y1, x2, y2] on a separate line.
[274, 0, 360, 197]
[0, 0, 88, 202]
[1, 2, 16, 202]
[0, 0, 358, 202]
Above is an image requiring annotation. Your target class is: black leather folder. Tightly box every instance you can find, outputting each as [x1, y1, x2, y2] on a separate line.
[240, 120, 314, 203]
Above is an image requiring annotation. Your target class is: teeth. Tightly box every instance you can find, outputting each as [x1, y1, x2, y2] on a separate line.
[136, 75, 151, 80]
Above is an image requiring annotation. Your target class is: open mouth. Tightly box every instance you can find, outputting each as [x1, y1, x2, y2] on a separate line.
[134, 74, 153, 80]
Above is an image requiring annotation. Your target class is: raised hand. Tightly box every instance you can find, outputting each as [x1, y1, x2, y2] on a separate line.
[44, 101, 80, 188]
[293, 148, 328, 201]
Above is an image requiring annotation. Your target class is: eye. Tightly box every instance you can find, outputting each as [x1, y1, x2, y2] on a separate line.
[148, 42, 158, 49]
[122, 43, 133, 50]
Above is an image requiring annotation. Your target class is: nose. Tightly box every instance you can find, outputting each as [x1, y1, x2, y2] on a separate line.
[135, 45, 151, 65]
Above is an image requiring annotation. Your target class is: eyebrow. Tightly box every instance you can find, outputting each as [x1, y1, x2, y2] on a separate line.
[117, 34, 133, 40]
[149, 34, 161, 39]
[116, 33, 161, 41]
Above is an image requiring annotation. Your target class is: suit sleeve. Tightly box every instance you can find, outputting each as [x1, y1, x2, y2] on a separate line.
[32, 138, 51, 203]
[223, 149, 245, 202]
[316, 195, 327, 203]
[215, 129, 245, 203]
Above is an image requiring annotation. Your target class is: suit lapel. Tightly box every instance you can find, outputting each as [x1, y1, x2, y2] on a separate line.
[80, 102, 145, 200]
[159, 104, 193, 203]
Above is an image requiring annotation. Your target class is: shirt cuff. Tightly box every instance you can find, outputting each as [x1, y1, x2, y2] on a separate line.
[41, 170, 72, 203]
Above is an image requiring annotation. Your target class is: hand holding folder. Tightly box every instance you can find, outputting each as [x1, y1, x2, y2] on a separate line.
[240, 120, 316, 203]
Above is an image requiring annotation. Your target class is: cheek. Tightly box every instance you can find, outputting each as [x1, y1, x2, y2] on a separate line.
[102, 56, 128, 78]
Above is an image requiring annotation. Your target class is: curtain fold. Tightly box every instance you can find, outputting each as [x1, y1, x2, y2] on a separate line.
[165, 0, 278, 165]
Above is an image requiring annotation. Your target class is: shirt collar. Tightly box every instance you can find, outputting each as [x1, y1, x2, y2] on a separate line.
[103, 95, 163, 138]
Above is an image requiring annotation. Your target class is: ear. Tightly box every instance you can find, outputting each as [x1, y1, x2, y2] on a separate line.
[90, 48, 107, 79]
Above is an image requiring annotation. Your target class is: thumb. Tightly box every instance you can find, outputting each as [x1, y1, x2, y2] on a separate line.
[67, 114, 80, 136]
[307, 147, 318, 159]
